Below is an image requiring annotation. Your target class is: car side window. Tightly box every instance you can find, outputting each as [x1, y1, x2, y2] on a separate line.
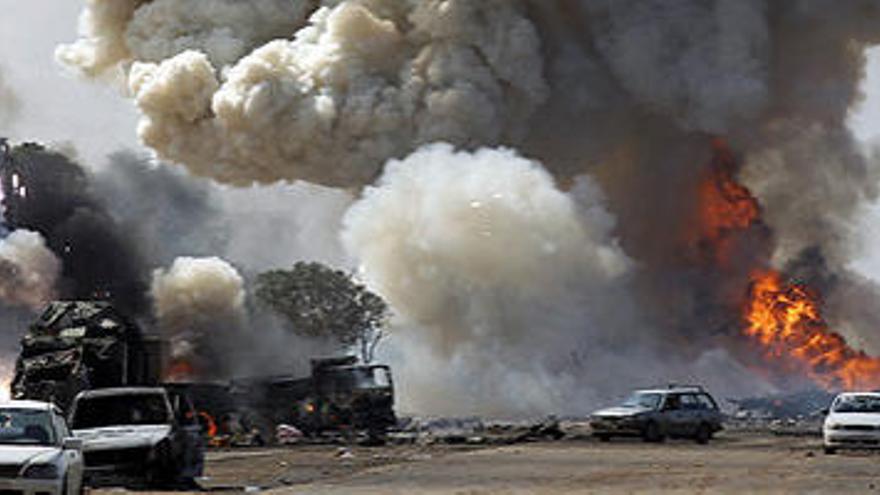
[681, 394, 700, 410]
[169, 391, 198, 426]
[696, 394, 718, 410]
[663, 394, 682, 411]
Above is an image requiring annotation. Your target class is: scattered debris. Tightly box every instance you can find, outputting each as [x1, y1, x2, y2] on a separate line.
[276, 424, 305, 445]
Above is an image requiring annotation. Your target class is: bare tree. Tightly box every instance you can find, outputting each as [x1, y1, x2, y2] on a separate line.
[255, 262, 389, 363]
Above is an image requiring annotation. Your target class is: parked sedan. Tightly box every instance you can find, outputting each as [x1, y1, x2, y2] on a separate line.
[0, 400, 84, 495]
[823, 392, 880, 454]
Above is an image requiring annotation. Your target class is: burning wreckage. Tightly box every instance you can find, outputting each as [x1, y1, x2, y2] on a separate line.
[11, 301, 163, 410]
[10, 300, 397, 446]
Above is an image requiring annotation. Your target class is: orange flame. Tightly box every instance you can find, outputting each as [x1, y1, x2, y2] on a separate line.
[690, 139, 761, 265]
[166, 360, 194, 382]
[198, 411, 218, 438]
[744, 270, 880, 390]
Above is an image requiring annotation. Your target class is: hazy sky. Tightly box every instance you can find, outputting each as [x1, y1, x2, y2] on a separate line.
[0, 1, 879, 280]
[0, 1, 140, 166]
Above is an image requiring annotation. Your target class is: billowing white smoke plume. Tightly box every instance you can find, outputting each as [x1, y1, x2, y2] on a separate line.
[0, 230, 60, 310]
[57, 0, 310, 76]
[58, 0, 546, 187]
[151, 256, 246, 377]
[342, 144, 639, 414]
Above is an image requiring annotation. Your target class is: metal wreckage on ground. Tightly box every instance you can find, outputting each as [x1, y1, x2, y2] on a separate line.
[170, 355, 397, 445]
[12, 300, 398, 444]
[11, 301, 164, 410]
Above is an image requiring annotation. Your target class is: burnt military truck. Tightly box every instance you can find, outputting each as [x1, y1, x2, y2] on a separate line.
[11, 301, 164, 411]
[226, 356, 396, 441]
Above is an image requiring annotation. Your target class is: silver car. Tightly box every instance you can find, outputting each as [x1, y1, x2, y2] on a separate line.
[590, 385, 724, 443]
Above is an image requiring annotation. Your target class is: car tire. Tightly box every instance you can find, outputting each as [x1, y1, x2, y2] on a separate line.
[642, 422, 664, 443]
[596, 434, 611, 442]
[824, 446, 837, 455]
[694, 424, 711, 445]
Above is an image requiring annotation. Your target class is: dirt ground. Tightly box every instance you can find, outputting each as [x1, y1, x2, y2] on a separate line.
[93, 430, 880, 494]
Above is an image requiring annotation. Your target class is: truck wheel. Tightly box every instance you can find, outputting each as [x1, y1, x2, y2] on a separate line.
[596, 434, 611, 442]
[824, 446, 837, 455]
[642, 422, 664, 443]
[694, 424, 711, 445]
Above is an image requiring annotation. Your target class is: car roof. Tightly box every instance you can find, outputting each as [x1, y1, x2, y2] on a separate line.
[0, 400, 55, 411]
[75, 387, 168, 399]
[634, 387, 708, 395]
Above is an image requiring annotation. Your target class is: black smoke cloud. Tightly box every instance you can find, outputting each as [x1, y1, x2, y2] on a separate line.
[1, 143, 148, 316]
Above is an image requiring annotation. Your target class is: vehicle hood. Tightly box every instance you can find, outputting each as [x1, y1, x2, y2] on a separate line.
[592, 406, 652, 418]
[73, 425, 172, 451]
[0, 445, 59, 467]
[826, 412, 880, 427]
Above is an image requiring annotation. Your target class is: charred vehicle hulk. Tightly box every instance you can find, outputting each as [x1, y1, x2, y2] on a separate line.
[69, 387, 203, 486]
[12, 302, 396, 443]
[11, 301, 164, 411]
[229, 356, 396, 440]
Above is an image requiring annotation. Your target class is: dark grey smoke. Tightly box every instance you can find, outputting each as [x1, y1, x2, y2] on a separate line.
[91, 150, 224, 267]
[1, 143, 148, 316]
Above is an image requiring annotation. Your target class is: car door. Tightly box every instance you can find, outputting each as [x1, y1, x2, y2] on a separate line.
[678, 394, 702, 436]
[168, 390, 204, 478]
[53, 410, 83, 493]
[695, 393, 721, 427]
[659, 394, 687, 436]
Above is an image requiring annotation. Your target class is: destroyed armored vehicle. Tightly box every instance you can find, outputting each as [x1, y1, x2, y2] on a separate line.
[11, 301, 164, 411]
[228, 356, 396, 441]
[590, 384, 723, 443]
[69, 387, 203, 486]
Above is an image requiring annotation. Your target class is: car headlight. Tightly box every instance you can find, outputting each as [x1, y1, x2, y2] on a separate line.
[826, 423, 843, 430]
[22, 463, 59, 479]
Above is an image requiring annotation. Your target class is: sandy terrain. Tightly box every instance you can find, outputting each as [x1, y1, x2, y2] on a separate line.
[93, 431, 880, 494]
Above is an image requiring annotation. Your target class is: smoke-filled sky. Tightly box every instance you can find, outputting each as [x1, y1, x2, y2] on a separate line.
[3, 1, 880, 416]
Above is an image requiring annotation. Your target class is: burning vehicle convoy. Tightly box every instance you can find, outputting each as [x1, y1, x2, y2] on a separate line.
[2, 0, 880, 490]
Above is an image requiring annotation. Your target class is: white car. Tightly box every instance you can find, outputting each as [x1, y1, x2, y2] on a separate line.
[0, 400, 84, 495]
[823, 392, 880, 454]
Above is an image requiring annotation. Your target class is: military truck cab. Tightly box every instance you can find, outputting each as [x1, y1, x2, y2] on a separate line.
[300, 359, 395, 437]
[228, 356, 396, 441]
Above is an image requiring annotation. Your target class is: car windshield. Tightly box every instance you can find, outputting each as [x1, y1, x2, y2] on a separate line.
[832, 395, 880, 413]
[72, 393, 171, 429]
[621, 392, 662, 409]
[0, 409, 55, 446]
